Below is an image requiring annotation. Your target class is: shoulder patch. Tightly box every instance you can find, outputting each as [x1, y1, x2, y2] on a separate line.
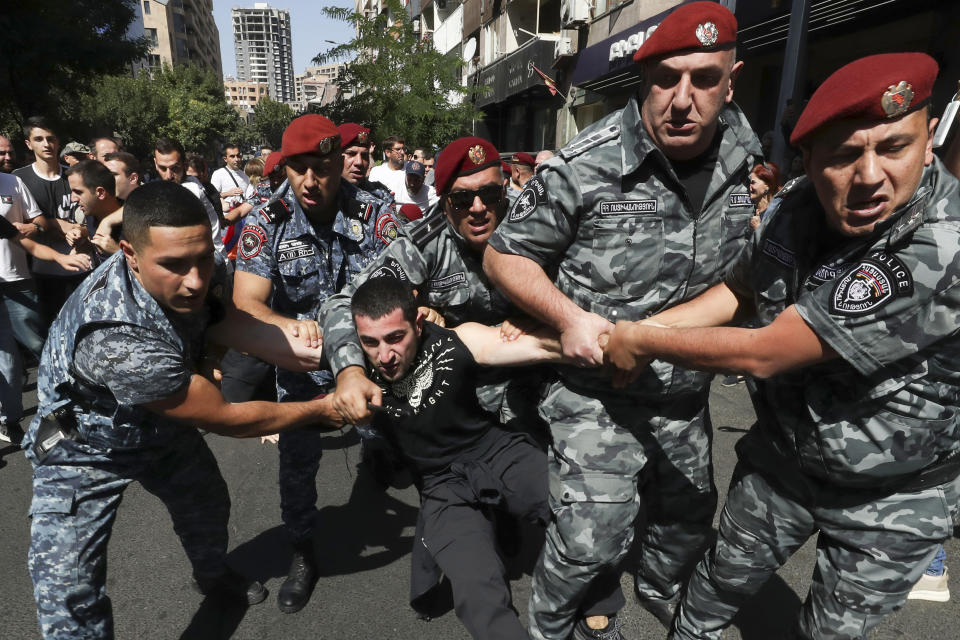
[238, 226, 267, 260]
[508, 176, 547, 223]
[375, 213, 400, 245]
[830, 256, 912, 316]
[259, 198, 290, 225]
[369, 256, 409, 282]
[559, 124, 620, 161]
[886, 188, 930, 248]
[350, 198, 374, 222]
[83, 270, 110, 303]
[410, 213, 446, 250]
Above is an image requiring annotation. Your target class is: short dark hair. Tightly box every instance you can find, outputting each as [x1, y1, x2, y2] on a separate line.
[153, 137, 185, 159]
[104, 151, 139, 176]
[122, 181, 210, 249]
[89, 136, 119, 153]
[23, 116, 56, 140]
[351, 276, 418, 326]
[223, 143, 240, 154]
[186, 154, 208, 175]
[65, 159, 116, 198]
[382, 135, 404, 149]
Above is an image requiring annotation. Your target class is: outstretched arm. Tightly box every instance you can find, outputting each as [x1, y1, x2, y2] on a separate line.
[453, 322, 569, 367]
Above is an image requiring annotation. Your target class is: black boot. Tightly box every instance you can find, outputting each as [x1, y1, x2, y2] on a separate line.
[277, 541, 317, 613]
[193, 567, 268, 606]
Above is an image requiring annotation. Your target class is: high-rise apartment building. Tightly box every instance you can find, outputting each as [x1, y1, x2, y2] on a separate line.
[233, 3, 296, 104]
[140, 0, 222, 75]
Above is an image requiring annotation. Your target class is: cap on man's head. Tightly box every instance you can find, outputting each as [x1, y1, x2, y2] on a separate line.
[511, 152, 535, 168]
[398, 203, 423, 221]
[790, 53, 938, 146]
[339, 123, 370, 150]
[433, 137, 500, 195]
[280, 114, 341, 160]
[405, 160, 425, 177]
[61, 141, 90, 159]
[633, 1, 737, 64]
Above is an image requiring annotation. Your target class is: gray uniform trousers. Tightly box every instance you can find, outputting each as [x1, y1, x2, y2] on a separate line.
[29, 429, 230, 639]
[671, 450, 960, 640]
[529, 381, 716, 640]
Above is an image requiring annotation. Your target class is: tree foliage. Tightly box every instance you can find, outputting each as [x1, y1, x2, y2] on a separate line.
[251, 98, 296, 149]
[315, 0, 483, 151]
[78, 65, 250, 158]
[0, 0, 148, 129]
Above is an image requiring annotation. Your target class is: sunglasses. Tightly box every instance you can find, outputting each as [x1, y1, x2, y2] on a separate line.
[446, 184, 503, 210]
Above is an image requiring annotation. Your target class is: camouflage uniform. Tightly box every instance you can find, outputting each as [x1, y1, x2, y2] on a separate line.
[235, 179, 401, 543]
[319, 212, 520, 416]
[672, 159, 960, 640]
[488, 96, 762, 639]
[23, 252, 233, 639]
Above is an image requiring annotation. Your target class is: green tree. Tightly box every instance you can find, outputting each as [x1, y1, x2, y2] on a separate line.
[251, 98, 296, 149]
[78, 65, 248, 158]
[0, 0, 148, 129]
[315, 0, 483, 150]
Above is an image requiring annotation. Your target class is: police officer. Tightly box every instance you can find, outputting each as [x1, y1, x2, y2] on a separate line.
[603, 52, 960, 640]
[482, 3, 762, 638]
[339, 122, 394, 202]
[232, 114, 402, 614]
[24, 181, 343, 639]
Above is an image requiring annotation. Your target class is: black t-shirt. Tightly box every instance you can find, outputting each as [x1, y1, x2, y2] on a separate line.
[13, 164, 71, 220]
[670, 130, 722, 214]
[372, 323, 503, 477]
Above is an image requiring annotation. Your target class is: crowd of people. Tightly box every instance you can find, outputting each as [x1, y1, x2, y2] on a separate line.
[3, 2, 960, 639]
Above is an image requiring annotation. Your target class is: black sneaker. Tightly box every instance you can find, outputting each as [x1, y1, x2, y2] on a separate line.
[720, 375, 745, 387]
[0, 422, 23, 446]
[193, 568, 268, 606]
[572, 613, 627, 640]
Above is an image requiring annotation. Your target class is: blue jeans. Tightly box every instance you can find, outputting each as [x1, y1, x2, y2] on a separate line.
[926, 545, 947, 576]
[1, 279, 45, 359]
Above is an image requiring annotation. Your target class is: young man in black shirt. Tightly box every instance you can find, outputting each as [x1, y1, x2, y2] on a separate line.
[337, 276, 568, 640]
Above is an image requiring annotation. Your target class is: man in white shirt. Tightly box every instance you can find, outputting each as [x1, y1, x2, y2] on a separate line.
[210, 143, 250, 213]
[153, 138, 224, 255]
[0, 170, 90, 441]
[394, 160, 438, 212]
[368, 135, 407, 197]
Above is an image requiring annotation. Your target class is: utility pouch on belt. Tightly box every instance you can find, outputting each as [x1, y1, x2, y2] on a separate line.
[31, 407, 79, 463]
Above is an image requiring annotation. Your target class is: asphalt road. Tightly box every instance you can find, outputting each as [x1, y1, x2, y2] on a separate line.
[0, 371, 956, 639]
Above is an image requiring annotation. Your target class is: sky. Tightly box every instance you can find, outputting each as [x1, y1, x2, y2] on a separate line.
[214, 0, 356, 79]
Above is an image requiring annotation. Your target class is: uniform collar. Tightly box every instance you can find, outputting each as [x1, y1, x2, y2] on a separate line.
[620, 95, 762, 177]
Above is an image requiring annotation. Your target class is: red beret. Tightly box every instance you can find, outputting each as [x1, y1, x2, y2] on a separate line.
[263, 152, 281, 176]
[511, 152, 535, 167]
[280, 115, 340, 159]
[398, 203, 423, 221]
[433, 137, 501, 195]
[633, 1, 737, 64]
[339, 123, 370, 150]
[790, 53, 938, 145]
[502, 161, 512, 177]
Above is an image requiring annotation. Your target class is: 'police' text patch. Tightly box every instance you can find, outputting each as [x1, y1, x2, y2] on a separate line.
[599, 200, 657, 215]
[370, 257, 409, 282]
[239, 226, 267, 260]
[508, 176, 547, 222]
[761, 239, 796, 268]
[830, 255, 912, 316]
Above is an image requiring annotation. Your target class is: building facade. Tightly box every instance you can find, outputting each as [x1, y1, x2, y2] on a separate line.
[224, 78, 271, 119]
[139, 0, 222, 75]
[404, 0, 958, 156]
[233, 3, 296, 104]
[293, 64, 345, 111]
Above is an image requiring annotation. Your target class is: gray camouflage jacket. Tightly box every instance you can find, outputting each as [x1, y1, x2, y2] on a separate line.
[728, 158, 960, 486]
[488, 95, 763, 397]
[320, 212, 515, 377]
